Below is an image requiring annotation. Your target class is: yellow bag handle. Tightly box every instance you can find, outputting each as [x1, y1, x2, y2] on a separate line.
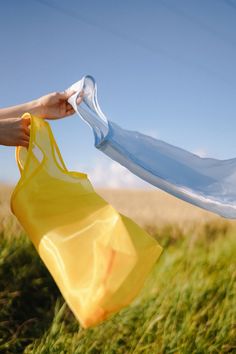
[15, 113, 87, 179]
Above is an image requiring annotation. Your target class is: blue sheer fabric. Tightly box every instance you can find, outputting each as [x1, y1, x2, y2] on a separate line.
[68, 75, 236, 219]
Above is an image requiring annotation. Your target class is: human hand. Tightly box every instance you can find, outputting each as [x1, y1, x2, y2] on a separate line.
[35, 90, 84, 120]
[0, 117, 30, 148]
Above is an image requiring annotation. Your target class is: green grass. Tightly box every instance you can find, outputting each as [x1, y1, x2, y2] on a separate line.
[0, 220, 235, 353]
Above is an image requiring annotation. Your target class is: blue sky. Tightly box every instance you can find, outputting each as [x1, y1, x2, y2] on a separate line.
[0, 0, 236, 187]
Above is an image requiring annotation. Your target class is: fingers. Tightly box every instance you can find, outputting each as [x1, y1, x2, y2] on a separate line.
[60, 89, 84, 103]
[65, 102, 73, 110]
[18, 117, 31, 147]
[20, 131, 30, 147]
[76, 93, 84, 105]
[18, 133, 29, 148]
[20, 139, 29, 148]
[23, 127, 30, 137]
[23, 117, 31, 127]
[65, 103, 75, 115]
[65, 109, 75, 116]
[59, 89, 76, 100]
[22, 117, 31, 136]
[64, 100, 75, 117]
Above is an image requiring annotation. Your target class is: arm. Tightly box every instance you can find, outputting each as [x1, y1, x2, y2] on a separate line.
[0, 90, 83, 147]
[0, 90, 83, 120]
[0, 100, 41, 120]
[0, 118, 30, 148]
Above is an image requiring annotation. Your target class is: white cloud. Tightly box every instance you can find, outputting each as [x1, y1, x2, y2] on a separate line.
[86, 159, 150, 189]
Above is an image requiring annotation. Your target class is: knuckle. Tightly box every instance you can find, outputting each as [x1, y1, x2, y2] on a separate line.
[18, 119, 24, 129]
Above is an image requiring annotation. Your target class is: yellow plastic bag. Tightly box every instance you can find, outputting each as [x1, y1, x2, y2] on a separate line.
[11, 113, 162, 328]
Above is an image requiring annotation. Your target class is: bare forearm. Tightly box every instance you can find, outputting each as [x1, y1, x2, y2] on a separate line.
[0, 88, 80, 147]
[0, 100, 41, 120]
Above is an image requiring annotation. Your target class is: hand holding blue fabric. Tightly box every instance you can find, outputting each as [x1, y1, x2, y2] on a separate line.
[0, 89, 82, 147]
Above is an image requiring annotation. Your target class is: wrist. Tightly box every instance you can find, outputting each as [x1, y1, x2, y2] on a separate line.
[25, 99, 44, 117]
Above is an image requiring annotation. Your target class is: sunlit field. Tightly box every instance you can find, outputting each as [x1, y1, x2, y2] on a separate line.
[0, 185, 235, 353]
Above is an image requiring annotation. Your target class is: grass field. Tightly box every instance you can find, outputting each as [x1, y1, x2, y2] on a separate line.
[0, 185, 235, 353]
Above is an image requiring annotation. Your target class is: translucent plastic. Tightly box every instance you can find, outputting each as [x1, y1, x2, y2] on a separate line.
[69, 75, 236, 219]
[11, 114, 162, 328]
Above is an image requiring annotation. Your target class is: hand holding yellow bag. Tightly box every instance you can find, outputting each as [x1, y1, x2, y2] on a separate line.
[11, 113, 162, 328]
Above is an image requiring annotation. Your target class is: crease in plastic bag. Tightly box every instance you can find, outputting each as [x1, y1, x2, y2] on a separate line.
[68, 75, 236, 219]
[11, 113, 162, 328]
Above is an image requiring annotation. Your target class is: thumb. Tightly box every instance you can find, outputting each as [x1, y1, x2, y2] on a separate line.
[25, 117, 31, 125]
[22, 116, 31, 127]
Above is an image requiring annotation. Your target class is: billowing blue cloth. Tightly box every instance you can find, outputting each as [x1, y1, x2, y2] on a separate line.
[68, 75, 236, 219]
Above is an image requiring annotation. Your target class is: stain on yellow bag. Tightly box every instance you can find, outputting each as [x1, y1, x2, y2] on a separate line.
[11, 113, 162, 328]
